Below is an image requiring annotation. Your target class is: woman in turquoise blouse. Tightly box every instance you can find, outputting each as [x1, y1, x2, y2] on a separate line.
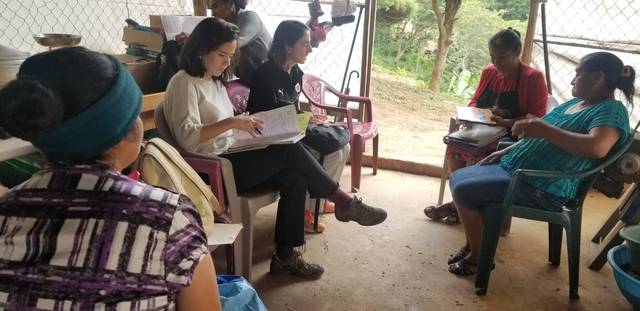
[446, 52, 635, 276]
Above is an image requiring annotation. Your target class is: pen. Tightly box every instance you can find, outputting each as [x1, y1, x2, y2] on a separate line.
[246, 112, 262, 135]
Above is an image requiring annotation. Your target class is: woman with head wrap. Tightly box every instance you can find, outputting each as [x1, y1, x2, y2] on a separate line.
[0, 47, 221, 310]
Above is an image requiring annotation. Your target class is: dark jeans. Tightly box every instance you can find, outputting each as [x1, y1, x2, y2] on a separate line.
[222, 143, 339, 247]
[450, 164, 568, 212]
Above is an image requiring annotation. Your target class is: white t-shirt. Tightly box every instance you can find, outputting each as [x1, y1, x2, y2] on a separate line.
[164, 70, 235, 155]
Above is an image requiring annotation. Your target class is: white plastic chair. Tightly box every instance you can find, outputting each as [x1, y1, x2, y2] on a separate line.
[154, 102, 278, 280]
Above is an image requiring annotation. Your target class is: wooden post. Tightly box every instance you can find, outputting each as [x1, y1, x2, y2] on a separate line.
[522, 0, 540, 64]
[360, 0, 377, 97]
[193, 0, 208, 16]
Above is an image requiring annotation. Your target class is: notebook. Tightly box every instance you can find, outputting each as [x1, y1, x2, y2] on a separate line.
[226, 105, 307, 154]
[456, 106, 497, 125]
[446, 124, 507, 147]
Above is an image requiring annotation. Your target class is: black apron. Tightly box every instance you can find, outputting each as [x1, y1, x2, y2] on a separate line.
[475, 64, 522, 119]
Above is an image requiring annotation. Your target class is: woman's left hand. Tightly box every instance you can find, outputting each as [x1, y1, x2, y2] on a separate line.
[511, 117, 549, 140]
[491, 115, 514, 128]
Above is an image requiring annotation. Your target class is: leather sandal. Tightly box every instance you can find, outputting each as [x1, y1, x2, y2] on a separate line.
[424, 202, 455, 220]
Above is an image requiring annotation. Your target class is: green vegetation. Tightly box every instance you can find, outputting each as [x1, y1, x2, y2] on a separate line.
[374, 0, 529, 97]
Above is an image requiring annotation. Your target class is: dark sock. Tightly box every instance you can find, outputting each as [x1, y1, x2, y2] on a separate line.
[276, 245, 294, 259]
[328, 189, 352, 210]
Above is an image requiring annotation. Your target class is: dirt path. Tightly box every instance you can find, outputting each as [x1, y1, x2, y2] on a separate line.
[367, 69, 461, 167]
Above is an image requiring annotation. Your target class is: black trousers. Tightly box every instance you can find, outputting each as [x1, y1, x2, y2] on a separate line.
[222, 143, 339, 247]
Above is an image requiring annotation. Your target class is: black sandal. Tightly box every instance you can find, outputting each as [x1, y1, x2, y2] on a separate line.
[447, 247, 470, 265]
[448, 258, 495, 276]
[424, 202, 455, 221]
[449, 258, 478, 276]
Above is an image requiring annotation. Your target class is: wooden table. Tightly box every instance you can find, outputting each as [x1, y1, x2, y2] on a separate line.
[0, 138, 38, 162]
[140, 92, 165, 131]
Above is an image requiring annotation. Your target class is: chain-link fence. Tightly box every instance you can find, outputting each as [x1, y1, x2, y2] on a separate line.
[530, 0, 640, 107]
[1, 0, 367, 95]
[1, 0, 193, 54]
[249, 0, 366, 95]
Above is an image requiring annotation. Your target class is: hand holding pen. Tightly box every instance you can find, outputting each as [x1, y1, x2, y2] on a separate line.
[235, 112, 264, 137]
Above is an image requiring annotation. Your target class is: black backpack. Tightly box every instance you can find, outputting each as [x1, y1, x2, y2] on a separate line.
[156, 40, 182, 90]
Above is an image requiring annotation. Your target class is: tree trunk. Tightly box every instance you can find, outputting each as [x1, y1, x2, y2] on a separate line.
[429, 0, 462, 92]
[394, 21, 410, 63]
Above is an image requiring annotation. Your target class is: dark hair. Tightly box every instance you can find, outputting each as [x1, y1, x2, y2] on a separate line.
[581, 52, 636, 106]
[179, 17, 239, 80]
[0, 47, 119, 141]
[488, 28, 522, 54]
[211, 0, 247, 16]
[268, 20, 309, 68]
[233, 0, 248, 10]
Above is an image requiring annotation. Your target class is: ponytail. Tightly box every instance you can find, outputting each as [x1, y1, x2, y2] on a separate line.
[617, 65, 635, 106]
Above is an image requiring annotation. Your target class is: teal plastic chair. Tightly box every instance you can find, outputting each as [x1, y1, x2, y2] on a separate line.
[475, 135, 635, 300]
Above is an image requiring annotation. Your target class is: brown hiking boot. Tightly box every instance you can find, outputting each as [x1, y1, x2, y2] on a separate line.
[335, 196, 387, 226]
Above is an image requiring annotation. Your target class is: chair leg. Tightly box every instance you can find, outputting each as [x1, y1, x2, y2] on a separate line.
[548, 223, 563, 266]
[233, 229, 246, 278]
[225, 244, 235, 274]
[501, 215, 512, 236]
[241, 212, 255, 281]
[566, 213, 582, 300]
[350, 135, 364, 193]
[372, 134, 379, 175]
[475, 209, 506, 296]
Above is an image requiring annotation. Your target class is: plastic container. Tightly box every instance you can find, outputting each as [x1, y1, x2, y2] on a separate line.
[621, 225, 640, 273]
[608, 245, 640, 307]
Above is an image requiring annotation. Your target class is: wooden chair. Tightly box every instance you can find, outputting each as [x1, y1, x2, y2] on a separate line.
[301, 73, 379, 192]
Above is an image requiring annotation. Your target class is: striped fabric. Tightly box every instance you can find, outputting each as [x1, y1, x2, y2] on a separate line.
[0, 164, 208, 310]
[501, 98, 630, 199]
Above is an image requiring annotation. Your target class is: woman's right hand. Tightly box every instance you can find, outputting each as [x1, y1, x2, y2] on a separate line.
[233, 114, 264, 137]
[477, 148, 508, 166]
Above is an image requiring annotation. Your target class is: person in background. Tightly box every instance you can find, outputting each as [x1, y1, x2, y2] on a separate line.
[247, 20, 349, 234]
[210, 0, 272, 86]
[163, 17, 387, 279]
[0, 47, 221, 310]
[447, 52, 633, 276]
[424, 28, 548, 225]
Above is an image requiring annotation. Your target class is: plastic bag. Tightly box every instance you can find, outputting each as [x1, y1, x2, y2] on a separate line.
[217, 275, 267, 311]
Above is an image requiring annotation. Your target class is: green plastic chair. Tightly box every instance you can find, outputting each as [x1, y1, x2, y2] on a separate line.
[0, 154, 42, 188]
[475, 135, 635, 300]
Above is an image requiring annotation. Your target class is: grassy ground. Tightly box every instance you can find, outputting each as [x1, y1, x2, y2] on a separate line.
[367, 67, 462, 166]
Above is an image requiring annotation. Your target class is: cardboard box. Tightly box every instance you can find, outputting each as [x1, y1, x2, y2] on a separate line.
[122, 27, 164, 53]
[149, 15, 163, 34]
[114, 54, 160, 94]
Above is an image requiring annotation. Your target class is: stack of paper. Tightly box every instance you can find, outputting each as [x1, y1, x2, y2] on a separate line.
[226, 105, 308, 154]
[159, 15, 208, 41]
[446, 124, 507, 147]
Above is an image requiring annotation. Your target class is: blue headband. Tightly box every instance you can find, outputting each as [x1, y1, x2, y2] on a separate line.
[31, 63, 142, 162]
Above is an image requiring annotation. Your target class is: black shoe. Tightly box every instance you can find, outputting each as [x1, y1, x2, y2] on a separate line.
[335, 196, 387, 226]
[269, 250, 324, 279]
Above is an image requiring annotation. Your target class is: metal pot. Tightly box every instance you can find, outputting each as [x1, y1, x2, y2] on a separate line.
[0, 45, 29, 88]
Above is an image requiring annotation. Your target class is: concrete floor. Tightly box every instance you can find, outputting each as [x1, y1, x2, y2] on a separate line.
[224, 167, 632, 310]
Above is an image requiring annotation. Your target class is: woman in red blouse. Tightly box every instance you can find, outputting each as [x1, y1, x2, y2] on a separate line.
[425, 28, 548, 225]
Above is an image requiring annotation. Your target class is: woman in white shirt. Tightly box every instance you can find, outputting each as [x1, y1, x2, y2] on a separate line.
[163, 17, 387, 279]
